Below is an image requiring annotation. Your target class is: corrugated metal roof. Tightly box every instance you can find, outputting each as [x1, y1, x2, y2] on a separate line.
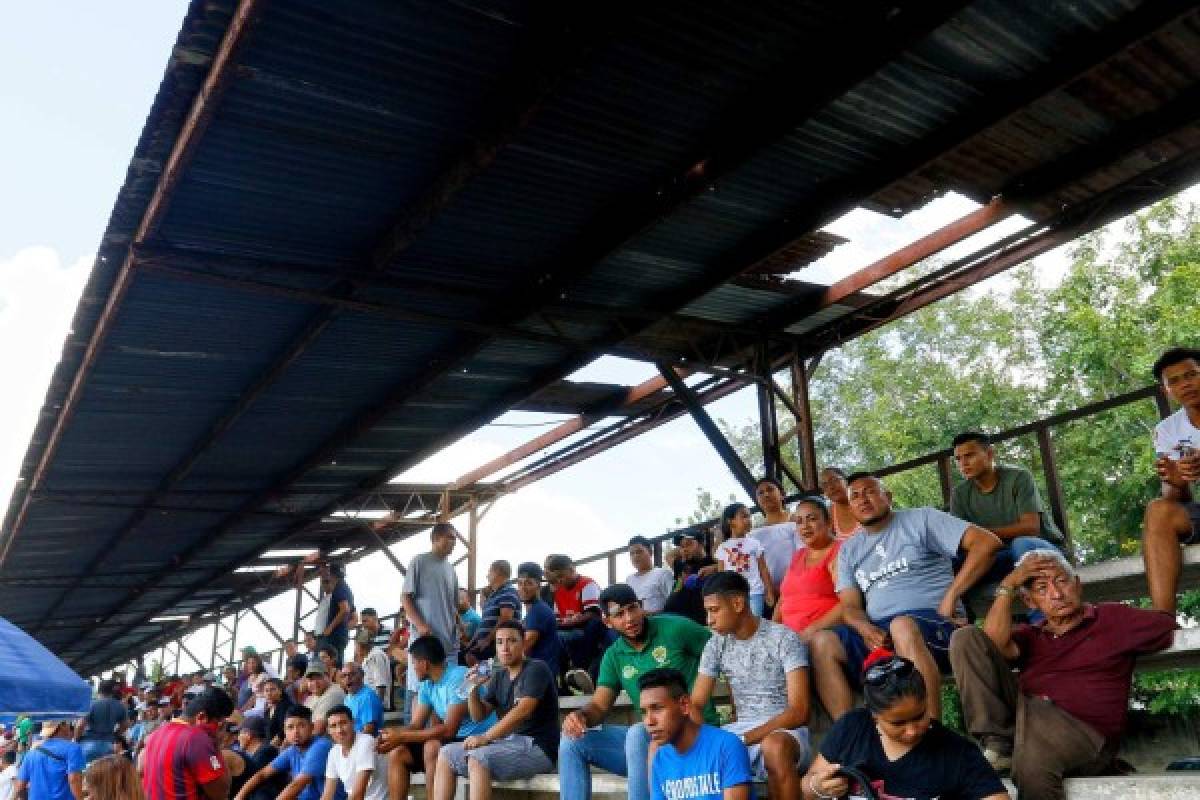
[3, 0, 1200, 674]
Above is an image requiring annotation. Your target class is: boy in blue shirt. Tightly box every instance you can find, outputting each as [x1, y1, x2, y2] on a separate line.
[377, 636, 495, 800]
[233, 706, 343, 800]
[641, 669, 751, 800]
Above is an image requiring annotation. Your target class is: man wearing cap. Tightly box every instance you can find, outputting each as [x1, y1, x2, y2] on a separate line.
[514, 563, 562, 677]
[337, 665, 383, 736]
[141, 688, 234, 800]
[303, 664, 346, 737]
[13, 721, 83, 800]
[559, 583, 717, 800]
[230, 716, 283, 800]
[662, 532, 718, 624]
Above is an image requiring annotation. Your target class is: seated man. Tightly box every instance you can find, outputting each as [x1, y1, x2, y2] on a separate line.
[626, 535, 675, 614]
[377, 635, 495, 800]
[810, 473, 1001, 720]
[320, 706, 388, 800]
[234, 706, 342, 800]
[1143, 346, 1200, 614]
[434, 621, 559, 800]
[641, 668, 752, 800]
[514, 562, 563, 677]
[950, 549, 1177, 800]
[303, 663, 346, 736]
[463, 560, 521, 664]
[950, 430, 1066, 585]
[662, 532, 719, 624]
[693, 572, 810, 800]
[338, 664, 383, 736]
[560, 584, 717, 800]
[544, 553, 606, 691]
[230, 715, 285, 800]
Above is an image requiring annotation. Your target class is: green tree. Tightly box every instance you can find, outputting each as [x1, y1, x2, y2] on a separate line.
[686, 197, 1200, 712]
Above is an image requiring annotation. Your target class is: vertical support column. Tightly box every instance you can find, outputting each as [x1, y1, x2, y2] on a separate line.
[790, 351, 819, 492]
[172, 642, 181, 676]
[209, 618, 220, 671]
[158, 644, 166, 679]
[293, 585, 303, 643]
[467, 497, 479, 599]
[607, 553, 618, 586]
[229, 611, 240, 666]
[936, 454, 954, 509]
[652, 540, 663, 567]
[1154, 386, 1172, 419]
[1036, 426, 1072, 556]
[756, 345, 781, 483]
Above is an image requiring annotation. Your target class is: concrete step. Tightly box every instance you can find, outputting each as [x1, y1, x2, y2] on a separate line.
[1065, 775, 1200, 798]
[403, 773, 1200, 799]
[1069, 544, 1200, 604]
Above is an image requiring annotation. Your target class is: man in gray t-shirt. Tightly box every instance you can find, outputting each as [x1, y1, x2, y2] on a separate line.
[813, 473, 1001, 722]
[402, 523, 460, 694]
[691, 572, 809, 797]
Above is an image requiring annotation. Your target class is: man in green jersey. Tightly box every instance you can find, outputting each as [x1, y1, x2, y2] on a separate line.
[558, 584, 715, 800]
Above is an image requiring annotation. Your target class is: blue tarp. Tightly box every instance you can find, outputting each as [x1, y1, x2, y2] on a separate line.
[0, 616, 91, 722]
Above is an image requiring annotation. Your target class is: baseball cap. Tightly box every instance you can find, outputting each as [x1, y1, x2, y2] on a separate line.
[304, 662, 326, 677]
[516, 562, 544, 581]
[240, 645, 258, 656]
[672, 531, 699, 547]
[597, 584, 639, 615]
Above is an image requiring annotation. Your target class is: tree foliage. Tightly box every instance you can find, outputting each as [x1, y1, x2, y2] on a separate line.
[701, 198, 1200, 711]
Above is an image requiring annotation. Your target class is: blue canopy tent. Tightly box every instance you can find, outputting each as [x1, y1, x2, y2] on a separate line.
[0, 616, 91, 722]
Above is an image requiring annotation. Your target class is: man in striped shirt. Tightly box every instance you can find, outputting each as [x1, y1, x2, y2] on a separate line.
[463, 560, 521, 664]
[141, 689, 234, 800]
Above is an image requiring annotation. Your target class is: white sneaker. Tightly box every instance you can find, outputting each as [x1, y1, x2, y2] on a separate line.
[983, 747, 1012, 775]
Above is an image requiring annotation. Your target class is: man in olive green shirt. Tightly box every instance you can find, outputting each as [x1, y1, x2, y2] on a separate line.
[558, 584, 714, 800]
[951, 431, 1066, 585]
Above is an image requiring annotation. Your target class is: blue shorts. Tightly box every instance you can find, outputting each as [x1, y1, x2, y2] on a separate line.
[832, 608, 955, 686]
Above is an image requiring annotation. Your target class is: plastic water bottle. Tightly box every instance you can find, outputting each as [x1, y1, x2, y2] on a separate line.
[456, 659, 492, 700]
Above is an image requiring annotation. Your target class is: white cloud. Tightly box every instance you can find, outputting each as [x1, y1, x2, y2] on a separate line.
[0, 247, 92, 509]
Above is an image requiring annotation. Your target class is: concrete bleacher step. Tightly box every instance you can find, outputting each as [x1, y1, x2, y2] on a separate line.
[1074, 544, 1200, 604]
[405, 773, 1200, 799]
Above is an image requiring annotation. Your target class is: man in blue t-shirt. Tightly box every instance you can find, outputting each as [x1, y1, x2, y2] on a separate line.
[463, 561, 522, 663]
[641, 668, 751, 800]
[14, 721, 84, 800]
[232, 706, 343, 800]
[811, 473, 1001, 721]
[337, 664, 383, 735]
[377, 636, 495, 799]
[514, 562, 562, 676]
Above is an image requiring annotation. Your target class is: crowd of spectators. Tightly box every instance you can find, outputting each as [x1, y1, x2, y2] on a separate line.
[13, 347, 1197, 800]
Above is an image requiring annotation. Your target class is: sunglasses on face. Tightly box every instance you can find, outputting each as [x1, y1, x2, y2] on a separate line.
[863, 657, 913, 686]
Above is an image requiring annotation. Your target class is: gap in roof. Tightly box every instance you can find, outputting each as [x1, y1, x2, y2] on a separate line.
[566, 355, 657, 385]
[261, 548, 314, 558]
[795, 192, 1034, 288]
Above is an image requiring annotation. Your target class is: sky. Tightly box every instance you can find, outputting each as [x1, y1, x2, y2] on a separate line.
[1, 3, 1193, 676]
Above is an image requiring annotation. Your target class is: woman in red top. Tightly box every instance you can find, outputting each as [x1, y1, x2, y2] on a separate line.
[774, 496, 842, 643]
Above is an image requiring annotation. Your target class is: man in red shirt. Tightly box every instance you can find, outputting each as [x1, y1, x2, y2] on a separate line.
[949, 549, 1177, 800]
[544, 554, 608, 692]
[141, 688, 235, 800]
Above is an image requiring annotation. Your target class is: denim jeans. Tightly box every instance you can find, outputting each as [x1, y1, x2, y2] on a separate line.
[557, 723, 651, 800]
[953, 536, 1062, 587]
[80, 738, 114, 764]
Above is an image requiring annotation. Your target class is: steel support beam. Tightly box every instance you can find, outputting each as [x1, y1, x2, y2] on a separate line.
[248, 605, 287, 648]
[1036, 427, 1072, 554]
[756, 345, 781, 484]
[364, 526, 408, 576]
[468, 500, 479, 599]
[657, 364, 756, 498]
[788, 356, 819, 492]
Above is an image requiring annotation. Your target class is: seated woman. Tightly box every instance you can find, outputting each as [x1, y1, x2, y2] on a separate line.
[818, 466, 861, 541]
[802, 652, 1009, 800]
[750, 476, 799, 604]
[775, 496, 842, 642]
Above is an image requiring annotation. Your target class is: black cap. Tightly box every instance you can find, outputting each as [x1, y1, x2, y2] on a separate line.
[238, 715, 268, 738]
[672, 531, 699, 547]
[516, 562, 544, 581]
[598, 584, 639, 615]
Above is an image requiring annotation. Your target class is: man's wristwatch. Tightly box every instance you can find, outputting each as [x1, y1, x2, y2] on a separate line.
[995, 585, 1016, 597]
